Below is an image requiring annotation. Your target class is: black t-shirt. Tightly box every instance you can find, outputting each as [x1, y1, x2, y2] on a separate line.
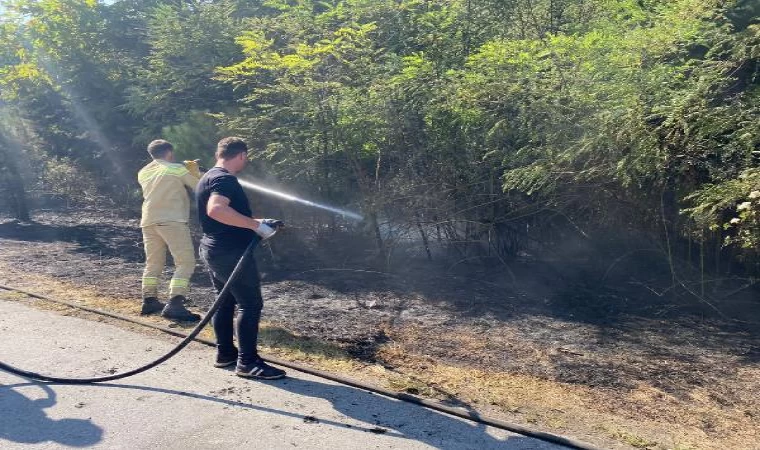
[196, 167, 258, 249]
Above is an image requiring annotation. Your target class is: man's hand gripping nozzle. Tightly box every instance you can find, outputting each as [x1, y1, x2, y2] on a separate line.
[254, 219, 285, 240]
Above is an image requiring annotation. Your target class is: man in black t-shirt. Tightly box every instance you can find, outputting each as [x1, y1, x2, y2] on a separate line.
[196, 137, 286, 380]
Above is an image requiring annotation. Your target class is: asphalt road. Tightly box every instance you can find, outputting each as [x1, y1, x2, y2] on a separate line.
[0, 300, 567, 449]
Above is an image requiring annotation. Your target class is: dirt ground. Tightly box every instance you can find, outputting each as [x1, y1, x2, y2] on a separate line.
[1, 208, 759, 450]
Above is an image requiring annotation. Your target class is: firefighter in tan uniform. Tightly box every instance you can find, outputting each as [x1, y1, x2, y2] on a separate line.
[137, 139, 201, 321]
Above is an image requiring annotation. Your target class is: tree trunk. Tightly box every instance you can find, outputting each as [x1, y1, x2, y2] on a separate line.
[9, 174, 31, 221]
[0, 143, 31, 221]
[416, 214, 432, 261]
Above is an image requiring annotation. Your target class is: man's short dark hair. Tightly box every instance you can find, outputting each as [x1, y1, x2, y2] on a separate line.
[216, 137, 248, 160]
[147, 139, 174, 159]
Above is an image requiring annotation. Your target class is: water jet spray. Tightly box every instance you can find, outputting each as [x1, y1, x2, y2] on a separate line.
[238, 179, 363, 221]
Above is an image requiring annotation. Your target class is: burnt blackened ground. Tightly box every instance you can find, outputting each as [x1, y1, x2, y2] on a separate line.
[1, 209, 759, 418]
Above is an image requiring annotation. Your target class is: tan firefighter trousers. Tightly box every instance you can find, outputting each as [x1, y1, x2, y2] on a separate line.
[141, 222, 195, 299]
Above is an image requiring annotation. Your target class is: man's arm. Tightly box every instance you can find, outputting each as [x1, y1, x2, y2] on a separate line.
[207, 194, 262, 231]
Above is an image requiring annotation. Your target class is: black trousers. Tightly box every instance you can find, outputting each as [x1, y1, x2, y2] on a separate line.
[200, 243, 263, 365]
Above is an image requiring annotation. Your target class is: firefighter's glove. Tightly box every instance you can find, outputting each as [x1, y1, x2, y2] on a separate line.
[183, 159, 202, 178]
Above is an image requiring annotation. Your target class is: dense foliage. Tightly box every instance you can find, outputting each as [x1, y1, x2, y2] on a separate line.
[1, 0, 759, 286]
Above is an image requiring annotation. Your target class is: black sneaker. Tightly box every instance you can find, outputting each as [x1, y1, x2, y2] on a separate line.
[236, 359, 286, 380]
[214, 348, 238, 368]
[140, 297, 165, 315]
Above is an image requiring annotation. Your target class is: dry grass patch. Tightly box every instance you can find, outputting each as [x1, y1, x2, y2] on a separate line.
[258, 324, 361, 373]
[375, 326, 760, 450]
[0, 290, 28, 301]
[0, 265, 215, 339]
[597, 425, 660, 449]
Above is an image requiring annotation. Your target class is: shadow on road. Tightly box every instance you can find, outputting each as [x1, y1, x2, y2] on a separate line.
[0, 382, 103, 447]
[2, 379, 554, 450]
[270, 375, 550, 450]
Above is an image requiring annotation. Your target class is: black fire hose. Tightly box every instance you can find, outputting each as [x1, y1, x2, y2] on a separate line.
[0, 239, 257, 384]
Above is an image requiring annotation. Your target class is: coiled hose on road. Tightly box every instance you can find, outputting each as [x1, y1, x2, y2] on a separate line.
[0, 239, 605, 450]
